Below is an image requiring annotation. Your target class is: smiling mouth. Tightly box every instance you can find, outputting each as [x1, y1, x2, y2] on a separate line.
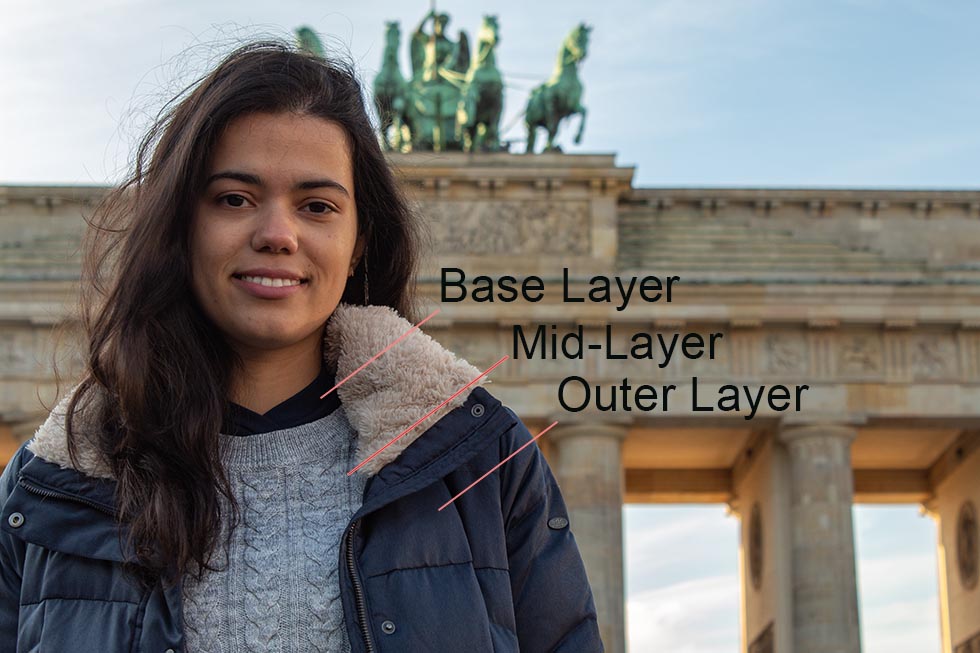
[232, 274, 310, 288]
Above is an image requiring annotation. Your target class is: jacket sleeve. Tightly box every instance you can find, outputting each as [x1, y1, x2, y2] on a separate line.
[0, 440, 31, 649]
[497, 407, 605, 652]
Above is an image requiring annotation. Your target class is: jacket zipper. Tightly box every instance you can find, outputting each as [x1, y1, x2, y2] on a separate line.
[345, 519, 377, 653]
[18, 479, 117, 516]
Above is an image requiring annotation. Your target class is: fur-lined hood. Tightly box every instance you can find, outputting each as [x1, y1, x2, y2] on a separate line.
[27, 303, 489, 479]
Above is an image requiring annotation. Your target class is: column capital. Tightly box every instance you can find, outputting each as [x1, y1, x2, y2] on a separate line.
[547, 419, 630, 443]
[779, 411, 866, 429]
[724, 498, 741, 518]
[778, 422, 858, 446]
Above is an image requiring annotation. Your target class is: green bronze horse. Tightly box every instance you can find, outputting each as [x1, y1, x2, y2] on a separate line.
[373, 22, 409, 151]
[295, 26, 326, 59]
[456, 15, 504, 152]
[525, 23, 591, 153]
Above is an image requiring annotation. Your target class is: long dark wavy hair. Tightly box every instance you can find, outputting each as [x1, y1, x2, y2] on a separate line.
[62, 39, 422, 590]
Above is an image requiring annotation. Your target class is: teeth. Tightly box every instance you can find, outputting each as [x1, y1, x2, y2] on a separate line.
[241, 275, 302, 288]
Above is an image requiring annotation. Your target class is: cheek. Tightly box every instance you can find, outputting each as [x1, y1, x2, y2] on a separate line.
[190, 222, 228, 275]
[188, 241, 209, 284]
[317, 232, 358, 270]
[188, 236, 224, 300]
[188, 252, 211, 306]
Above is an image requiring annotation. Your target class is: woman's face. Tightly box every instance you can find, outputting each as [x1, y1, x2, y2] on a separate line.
[189, 111, 365, 355]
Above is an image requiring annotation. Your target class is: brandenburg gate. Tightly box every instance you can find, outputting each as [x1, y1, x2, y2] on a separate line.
[2, 153, 980, 652]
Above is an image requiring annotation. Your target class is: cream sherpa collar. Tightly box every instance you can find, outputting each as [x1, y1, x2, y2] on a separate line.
[27, 303, 488, 479]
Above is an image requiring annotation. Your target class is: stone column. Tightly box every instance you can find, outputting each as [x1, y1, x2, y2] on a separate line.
[549, 420, 629, 653]
[778, 422, 862, 653]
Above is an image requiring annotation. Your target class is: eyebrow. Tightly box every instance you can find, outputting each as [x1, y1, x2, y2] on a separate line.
[205, 170, 350, 198]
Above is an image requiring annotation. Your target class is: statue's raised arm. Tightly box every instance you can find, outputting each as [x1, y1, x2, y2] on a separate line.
[410, 9, 438, 81]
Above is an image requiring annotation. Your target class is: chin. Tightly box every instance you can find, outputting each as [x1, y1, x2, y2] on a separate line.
[230, 327, 312, 351]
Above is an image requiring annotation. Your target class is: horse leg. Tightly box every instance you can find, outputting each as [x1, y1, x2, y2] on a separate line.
[475, 124, 488, 152]
[398, 123, 412, 152]
[525, 87, 544, 154]
[458, 92, 476, 152]
[574, 104, 588, 145]
[474, 123, 487, 151]
[545, 114, 560, 151]
[380, 113, 394, 151]
[392, 113, 403, 151]
[473, 92, 491, 151]
[389, 95, 404, 151]
[543, 91, 563, 151]
[485, 97, 501, 151]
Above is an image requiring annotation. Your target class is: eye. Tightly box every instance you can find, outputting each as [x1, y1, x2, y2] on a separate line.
[305, 201, 336, 215]
[217, 193, 250, 208]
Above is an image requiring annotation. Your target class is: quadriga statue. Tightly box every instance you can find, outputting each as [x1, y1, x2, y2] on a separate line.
[525, 23, 591, 153]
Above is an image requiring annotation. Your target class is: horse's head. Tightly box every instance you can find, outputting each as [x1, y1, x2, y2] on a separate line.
[569, 23, 591, 60]
[384, 21, 400, 48]
[295, 26, 325, 58]
[479, 15, 499, 46]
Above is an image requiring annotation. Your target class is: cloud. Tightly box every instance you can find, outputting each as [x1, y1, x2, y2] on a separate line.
[857, 552, 940, 604]
[625, 506, 739, 592]
[628, 575, 741, 653]
[861, 598, 941, 653]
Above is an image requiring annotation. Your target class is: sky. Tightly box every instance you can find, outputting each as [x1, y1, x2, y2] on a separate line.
[0, 1, 963, 650]
[625, 505, 941, 652]
[1, 0, 979, 188]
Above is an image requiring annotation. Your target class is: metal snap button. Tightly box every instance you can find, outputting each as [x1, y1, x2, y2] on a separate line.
[381, 620, 396, 635]
[470, 403, 485, 418]
[7, 512, 24, 528]
[548, 516, 569, 530]
[165, 648, 176, 653]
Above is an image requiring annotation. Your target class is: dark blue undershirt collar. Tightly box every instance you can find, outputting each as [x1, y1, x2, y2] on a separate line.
[223, 362, 340, 436]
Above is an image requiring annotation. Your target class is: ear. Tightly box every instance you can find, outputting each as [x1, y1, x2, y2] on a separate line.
[351, 234, 368, 270]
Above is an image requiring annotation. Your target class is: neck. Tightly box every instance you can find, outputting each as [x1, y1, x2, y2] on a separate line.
[228, 331, 323, 414]
[477, 42, 495, 67]
[551, 44, 576, 82]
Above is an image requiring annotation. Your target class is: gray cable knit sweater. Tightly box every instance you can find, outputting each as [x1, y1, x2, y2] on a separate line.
[180, 405, 367, 653]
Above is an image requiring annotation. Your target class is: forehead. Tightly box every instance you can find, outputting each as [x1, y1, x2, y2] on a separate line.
[207, 112, 354, 189]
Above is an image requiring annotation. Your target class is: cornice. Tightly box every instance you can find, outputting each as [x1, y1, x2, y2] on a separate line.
[624, 187, 980, 218]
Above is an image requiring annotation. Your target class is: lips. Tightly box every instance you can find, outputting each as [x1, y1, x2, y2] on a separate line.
[233, 267, 308, 282]
[236, 275, 304, 288]
[231, 274, 307, 299]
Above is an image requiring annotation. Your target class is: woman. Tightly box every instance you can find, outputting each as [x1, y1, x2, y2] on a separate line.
[0, 40, 603, 652]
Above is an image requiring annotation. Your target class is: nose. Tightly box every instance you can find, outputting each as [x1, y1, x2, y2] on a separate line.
[251, 200, 299, 254]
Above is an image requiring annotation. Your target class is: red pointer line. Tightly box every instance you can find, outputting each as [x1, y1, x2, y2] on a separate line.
[438, 420, 559, 512]
[321, 308, 441, 400]
[347, 355, 510, 476]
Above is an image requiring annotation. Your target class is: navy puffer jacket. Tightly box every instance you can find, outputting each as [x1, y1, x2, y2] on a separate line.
[0, 304, 604, 652]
